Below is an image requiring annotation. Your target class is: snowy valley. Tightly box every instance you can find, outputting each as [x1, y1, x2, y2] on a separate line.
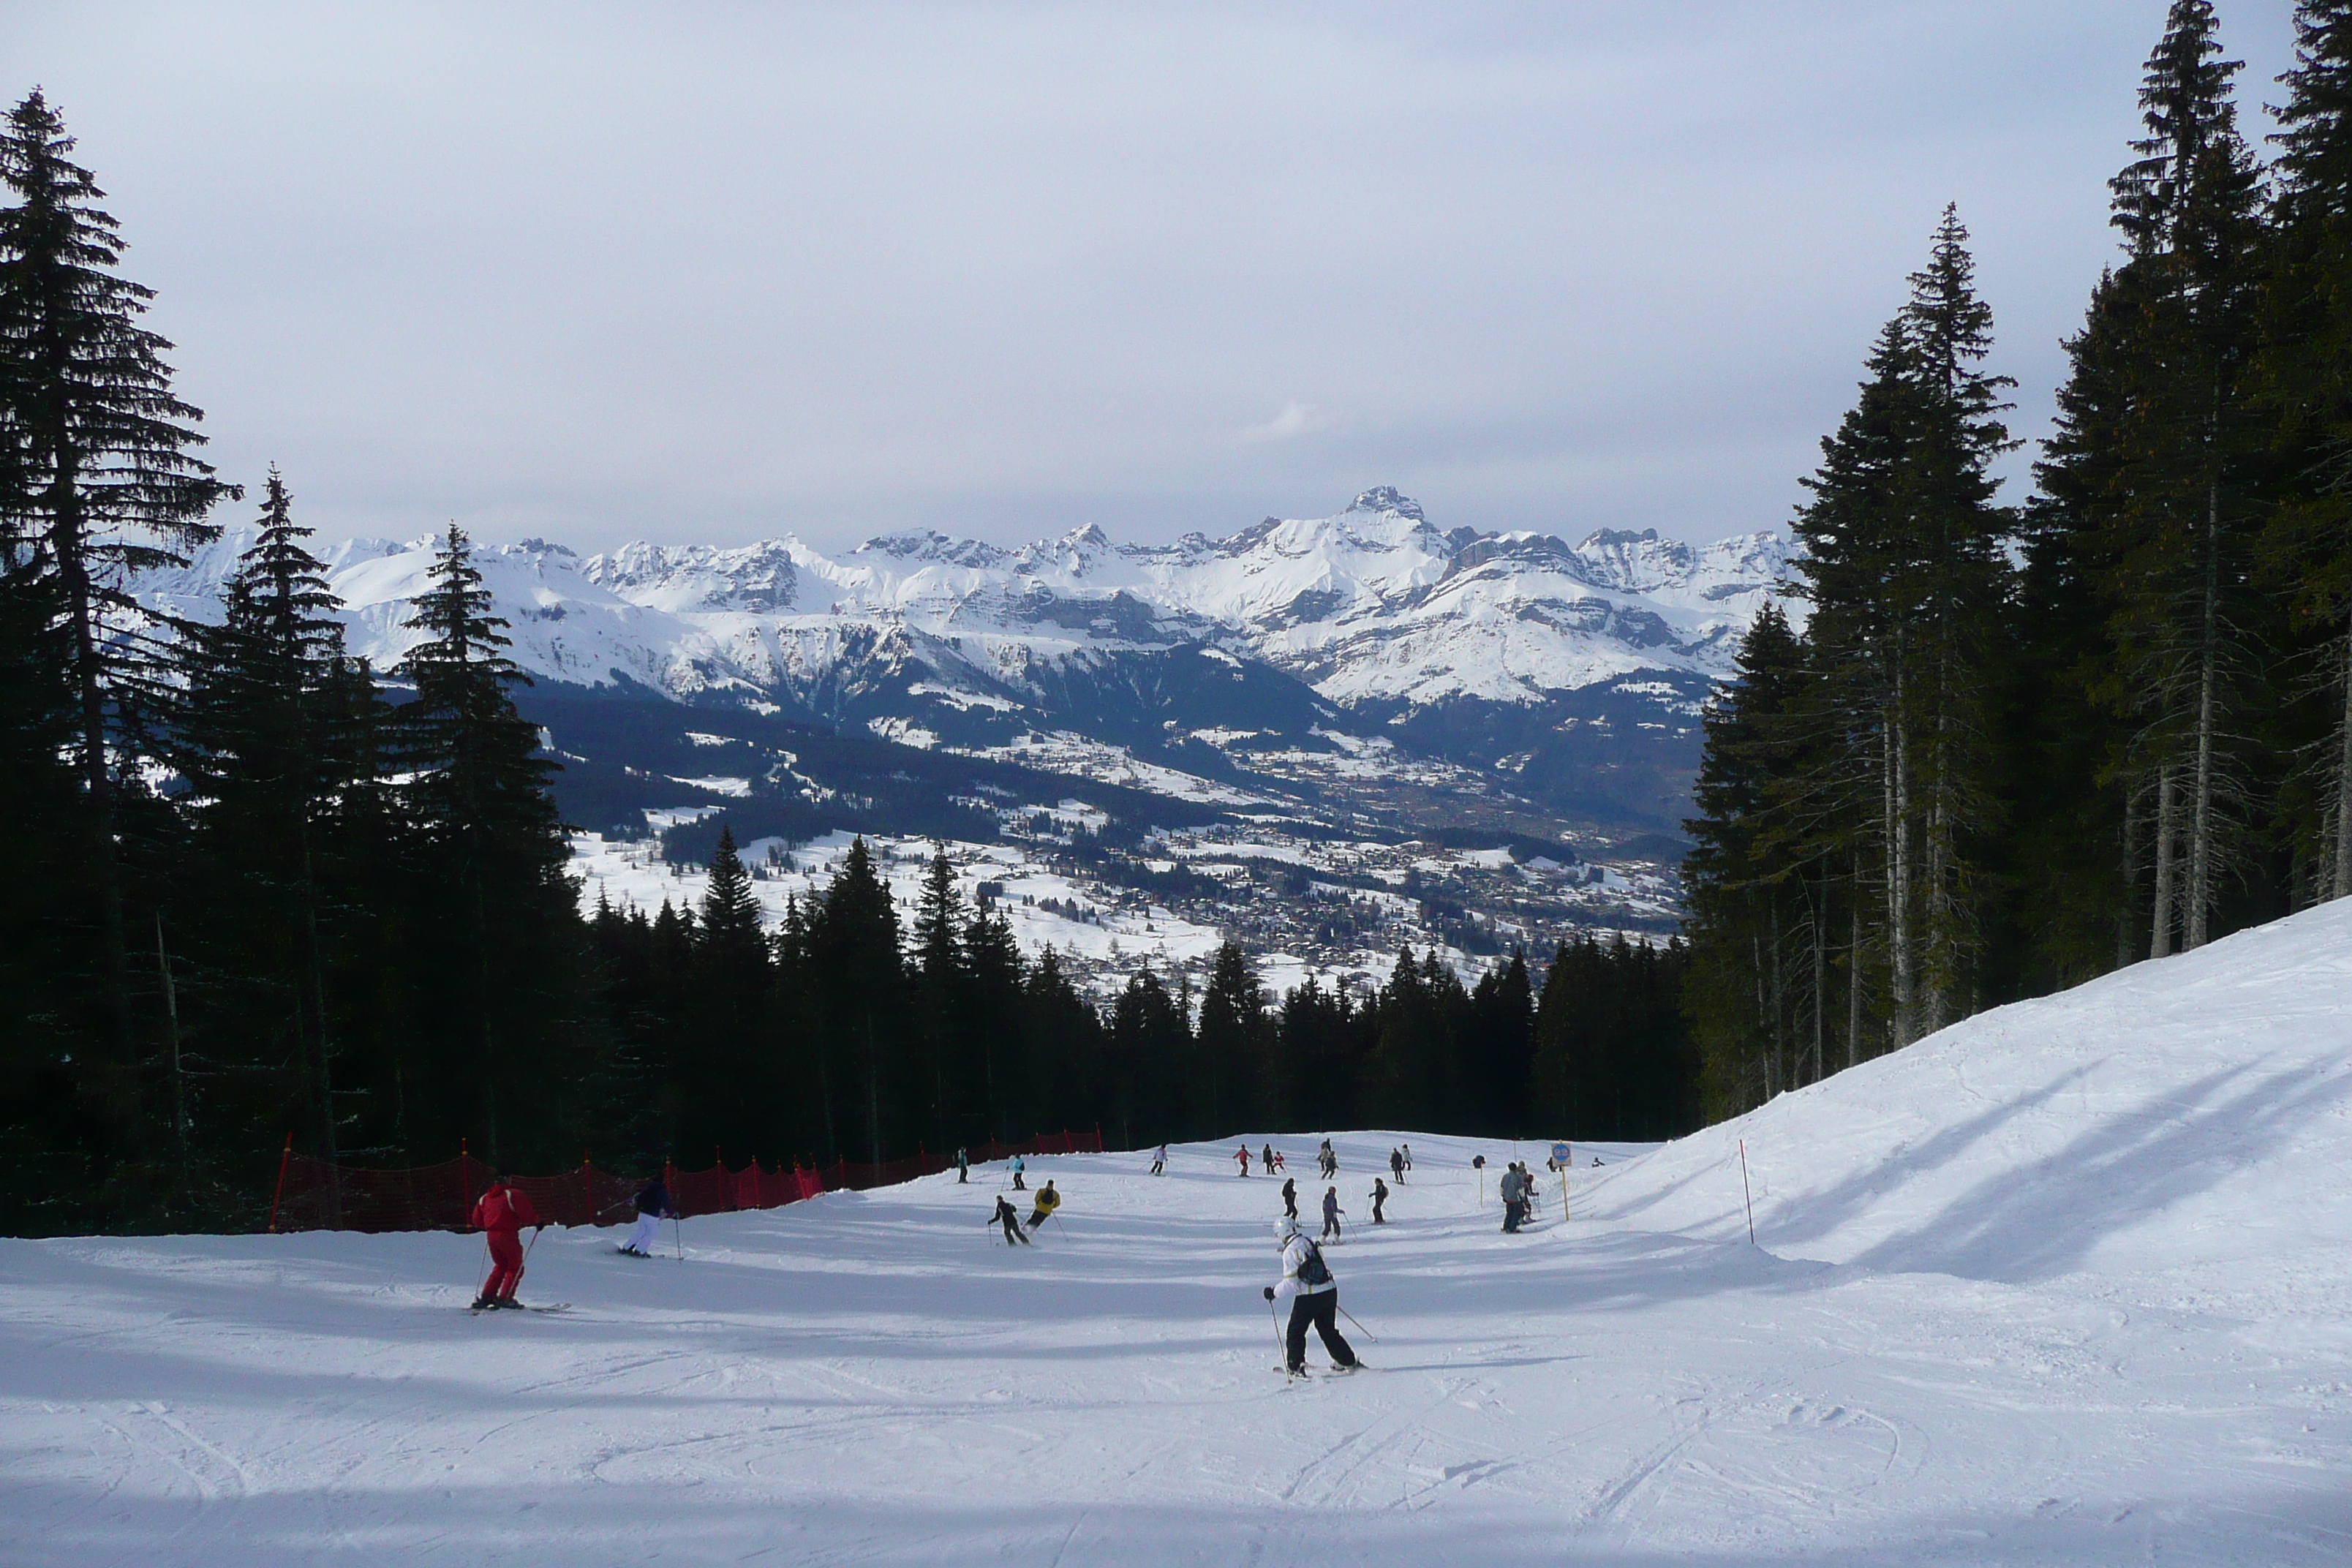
[8, 896, 2346, 1564]
[142, 489, 1787, 980]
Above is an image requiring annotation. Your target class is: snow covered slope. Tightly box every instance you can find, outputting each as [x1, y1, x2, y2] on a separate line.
[4, 903, 2348, 1563]
[1583, 894, 2352, 1294]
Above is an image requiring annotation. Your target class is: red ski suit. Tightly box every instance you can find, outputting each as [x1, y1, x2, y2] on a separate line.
[471, 1183, 540, 1302]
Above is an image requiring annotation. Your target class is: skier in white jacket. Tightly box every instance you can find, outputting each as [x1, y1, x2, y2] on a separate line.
[1262, 1218, 1359, 1376]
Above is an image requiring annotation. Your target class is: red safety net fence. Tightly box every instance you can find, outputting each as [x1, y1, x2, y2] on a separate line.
[267, 1128, 1106, 1234]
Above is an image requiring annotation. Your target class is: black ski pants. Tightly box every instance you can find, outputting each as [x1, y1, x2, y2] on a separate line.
[1285, 1289, 1357, 1372]
[998, 1213, 1029, 1244]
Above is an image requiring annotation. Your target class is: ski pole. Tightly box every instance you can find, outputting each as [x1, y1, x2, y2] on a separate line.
[1337, 1304, 1378, 1343]
[674, 1212, 685, 1262]
[1269, 1297, 1286, 1366]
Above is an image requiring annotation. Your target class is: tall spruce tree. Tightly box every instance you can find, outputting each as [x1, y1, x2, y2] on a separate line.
[0, 90, 233, 1077]
[2087, 0, 2270, 954]
[2260, 0, 2352, 899]
[176, 469, 355, 1169]
[1786, 209, 2015, 1047]
[396, 524, 581, 1165]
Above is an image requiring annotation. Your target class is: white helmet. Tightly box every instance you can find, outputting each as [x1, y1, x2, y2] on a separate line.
[1275, 1217, 1299, 1242]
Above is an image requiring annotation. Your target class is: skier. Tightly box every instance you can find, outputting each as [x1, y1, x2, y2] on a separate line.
[1370, 1176, 1388, 1224]
[1401, 1143, 1412, 1175]
[1150, 1143, 1166, 1176]
[1388, 1147, 1405, 1185]
[619, 1175, 672, 1257]
[1264, 1217, 1358, 1377]
[1010, 1154, 1027, 1191]
[1269, 1148, 1285, 1174]
[956, 1147, 969, 1184]
[1321, 1184, 1343, 1242]
[470, 1172, 543, 1309]
[1262, 1142, 1275, 1172]
[1281, 1175, 1298, 1220]
[1499, 1164, 1525, 1234]
[992, 1194, 1030, 1245]
[1235, 1145, 1252, 1177]
[1026, 1179, 1061, 1232]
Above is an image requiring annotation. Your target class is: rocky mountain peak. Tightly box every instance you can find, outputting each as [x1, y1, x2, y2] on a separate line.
[1348, 486, 1425, 521]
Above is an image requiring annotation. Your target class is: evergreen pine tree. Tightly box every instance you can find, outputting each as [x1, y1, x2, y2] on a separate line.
[2259, 0, 2352, 899]
[0, 89, 233, 1079]
[396, 524, 584, 1166]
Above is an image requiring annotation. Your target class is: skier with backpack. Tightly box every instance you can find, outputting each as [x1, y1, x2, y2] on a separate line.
[470, 1172, 543, 1309]
[991, 1194, 1030, 1245]
[1010, 1154, 1027, 1191]
[1369, 1176, 1388, 1224]
[1025, 1179, 1061, 1232]
[1264, 1217, 1359, 1378]
[619, 1176, 672, 1257]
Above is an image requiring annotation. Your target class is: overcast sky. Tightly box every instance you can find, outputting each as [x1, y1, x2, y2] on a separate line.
[0, 1, 2303, 554]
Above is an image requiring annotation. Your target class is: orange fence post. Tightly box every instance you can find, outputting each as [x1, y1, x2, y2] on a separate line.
[267, 1132, 293, 1233]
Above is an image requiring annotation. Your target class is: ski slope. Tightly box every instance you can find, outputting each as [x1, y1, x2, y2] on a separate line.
[6, 902, 2351, 1564]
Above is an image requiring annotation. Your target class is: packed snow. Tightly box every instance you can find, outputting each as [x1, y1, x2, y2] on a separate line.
[7, 901, 2350, 1564]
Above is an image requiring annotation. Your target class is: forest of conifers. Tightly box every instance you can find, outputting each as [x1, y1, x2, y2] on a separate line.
[1684, 2, 2352, 1112]
[0, 91, 1689, 1235]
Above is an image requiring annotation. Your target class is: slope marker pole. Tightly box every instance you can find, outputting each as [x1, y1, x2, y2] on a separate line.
[1738, 1139, 1756, 1245]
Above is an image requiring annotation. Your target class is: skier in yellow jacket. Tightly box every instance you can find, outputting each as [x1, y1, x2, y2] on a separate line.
[1025, 1180, 1061, 1232]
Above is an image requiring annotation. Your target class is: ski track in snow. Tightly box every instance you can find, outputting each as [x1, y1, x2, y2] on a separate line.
[9, 903, 2352, 1563]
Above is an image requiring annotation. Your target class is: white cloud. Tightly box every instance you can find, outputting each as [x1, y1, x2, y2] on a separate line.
[1237, 400, 1335, 443]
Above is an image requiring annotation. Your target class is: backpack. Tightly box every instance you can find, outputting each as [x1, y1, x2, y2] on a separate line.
[1296, 1238, 1333, 1289]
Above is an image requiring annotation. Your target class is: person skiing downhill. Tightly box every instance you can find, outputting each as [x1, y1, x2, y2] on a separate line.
[992, 1194, 1030, 1245]
[1388, 1147, 1404, 1185]
[956, 1147, 970, 1184]
[470, 1173, 542, 1308]
[1321, 1185, 1343, 1242]
[1150, 1144, 1166, 1176]
[1026, 1180, 1061, 1232]
[1235, 1145, 1252, 1177]
[1281, 1176, 1298, 1220]
[1268, 1148, 1285, 1173]
[1264, 1217, 1358, 1377]
[1010, 1154, 1027, 1191]
[1370, 1177, 1388, 1224]
[1262, 1143, 1275, 1172]
[619, 1176, 672, 1257]
[1401, 1144, 1412, 1175]
[1500, 1163, 1526, 1233]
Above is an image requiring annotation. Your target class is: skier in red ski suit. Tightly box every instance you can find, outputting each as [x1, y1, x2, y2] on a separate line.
[470, 1175, 543, 1308]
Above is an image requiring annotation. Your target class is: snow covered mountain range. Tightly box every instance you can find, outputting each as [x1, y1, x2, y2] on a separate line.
[143, 489, 1795, 837]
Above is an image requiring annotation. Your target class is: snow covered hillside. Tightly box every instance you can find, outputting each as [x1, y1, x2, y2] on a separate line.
[10, 905, 2344, 1564]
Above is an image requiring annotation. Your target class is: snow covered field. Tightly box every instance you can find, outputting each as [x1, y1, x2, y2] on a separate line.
[7, 902, 2351, 1564]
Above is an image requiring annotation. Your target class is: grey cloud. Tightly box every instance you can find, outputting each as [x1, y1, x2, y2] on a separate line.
[0, 1, 2300, 552]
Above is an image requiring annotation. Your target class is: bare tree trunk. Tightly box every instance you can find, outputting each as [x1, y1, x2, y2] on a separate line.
[1810, 881, 1826, 1085]
[1769, 901, 1787, 1095]
[1885, 695, 1915, 1048]
[1847, 870, 1863, 1071]
[2118, 784, 2140, 968]
[2186, 482, 2223, 951]
[2334, 616, 2352, 900]
[1752, 933, 1774, 1101]
[2150, 765, 2179, 960]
